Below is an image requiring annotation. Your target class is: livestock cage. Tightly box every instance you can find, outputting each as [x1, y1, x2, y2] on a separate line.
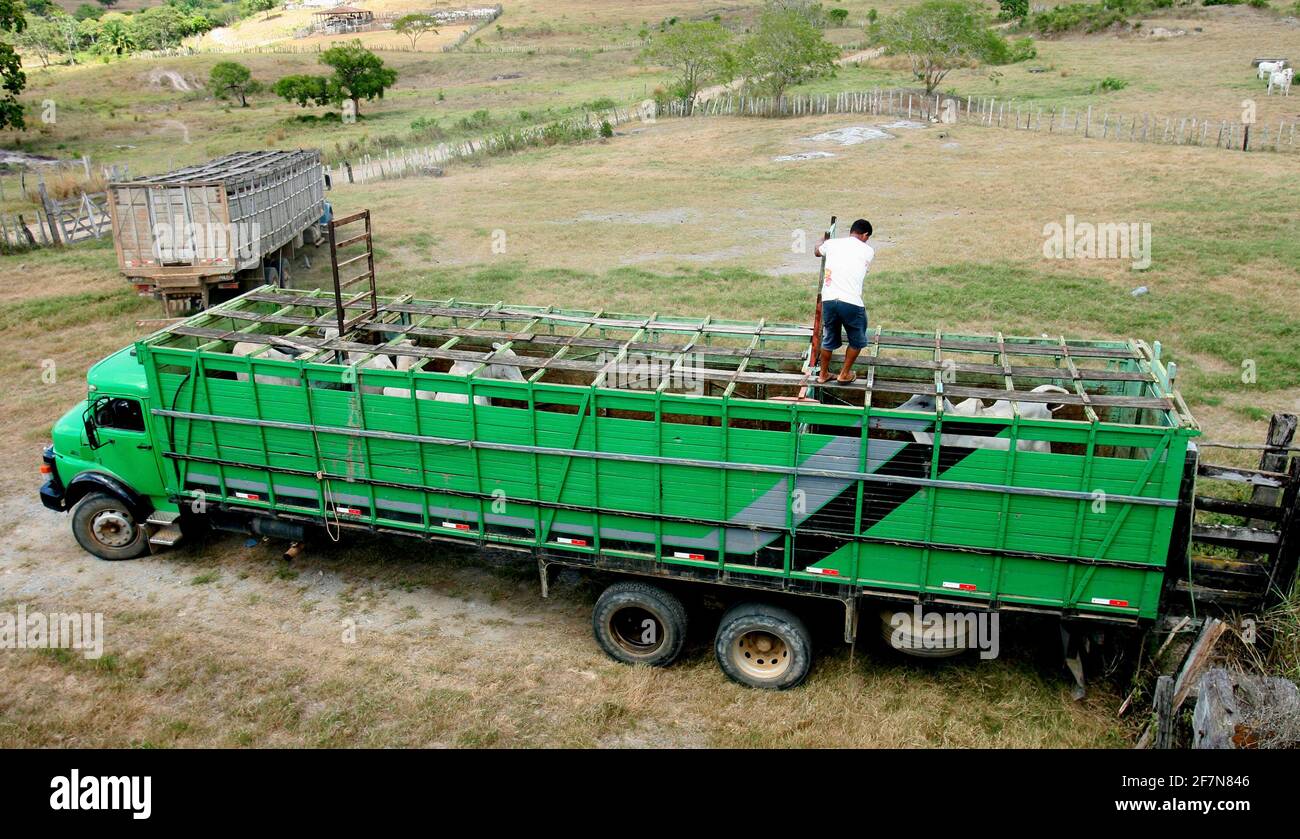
[108, 150, 326, 309]
[136, 286, 1200, 623]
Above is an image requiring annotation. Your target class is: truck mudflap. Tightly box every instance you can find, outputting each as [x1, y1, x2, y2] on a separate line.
[39, 445, 66, 512]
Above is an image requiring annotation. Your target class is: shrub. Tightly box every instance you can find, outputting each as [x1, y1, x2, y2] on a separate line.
[455, 109, 492, 130]
[1089, 76, 1128, 92]
[599, 120, 614, 138]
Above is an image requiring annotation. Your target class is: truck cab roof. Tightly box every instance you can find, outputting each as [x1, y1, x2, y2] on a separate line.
[87, 346, 150, 399]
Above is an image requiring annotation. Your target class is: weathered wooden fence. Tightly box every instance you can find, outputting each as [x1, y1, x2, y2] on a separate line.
[0, 160, 126, 251]
[665, 88, 1300, 154]
[1, 189, 112, 249]
[328, 105, 642, 185]
[441, 4, 505, 52]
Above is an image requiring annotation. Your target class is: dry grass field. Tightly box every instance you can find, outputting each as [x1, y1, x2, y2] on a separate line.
[2, 0, 1298, 748]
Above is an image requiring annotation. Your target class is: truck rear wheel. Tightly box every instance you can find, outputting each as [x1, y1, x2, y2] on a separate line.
[71, 492, 150, 561]
[592, 581, 688, 667]
[715, 602, 813, 690]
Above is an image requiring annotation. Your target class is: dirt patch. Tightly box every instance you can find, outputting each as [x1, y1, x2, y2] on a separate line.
[145, 69, 200, 92]
[574, 208, 697, 225]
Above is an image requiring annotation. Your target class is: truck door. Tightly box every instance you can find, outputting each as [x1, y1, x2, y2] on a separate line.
[87, 396, 166, 499]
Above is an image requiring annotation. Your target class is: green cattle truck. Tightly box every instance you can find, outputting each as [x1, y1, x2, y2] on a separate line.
[41, 282, 1233, 689]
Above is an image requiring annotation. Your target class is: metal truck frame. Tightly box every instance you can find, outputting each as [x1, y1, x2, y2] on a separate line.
[108, 150, 327, 313]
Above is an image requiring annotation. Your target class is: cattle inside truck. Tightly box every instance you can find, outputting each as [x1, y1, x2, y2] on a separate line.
[36, 276, 1299, 689]
[108, 150, 328, 314]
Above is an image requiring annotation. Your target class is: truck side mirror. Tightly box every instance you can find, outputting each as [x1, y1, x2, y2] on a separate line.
[82, 402, 102, 450]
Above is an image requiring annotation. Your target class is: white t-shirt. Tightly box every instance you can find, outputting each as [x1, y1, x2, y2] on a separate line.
[819, 237, 874, 308]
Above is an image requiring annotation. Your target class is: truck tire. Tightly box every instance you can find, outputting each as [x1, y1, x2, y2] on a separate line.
[592, 581, 688, 667]
[715, 602, 813, 690]
[71, 492, 150, 561]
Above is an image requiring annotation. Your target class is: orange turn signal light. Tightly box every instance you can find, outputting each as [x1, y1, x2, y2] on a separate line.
[39, 464, 52, 475]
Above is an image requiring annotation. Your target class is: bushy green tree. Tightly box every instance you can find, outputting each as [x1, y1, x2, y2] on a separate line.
[639, 20, 734, 112]
[735, 4, 839, 98]
[393, 12, 437, 49]
[272, 73, 330, 107]
[210, 60, 257, 106]
[274, 43, 398, 117]
[998, 0, 1029, 19]
[97, 14, 134, 55]
[129, 4, 189, 50]
[876, 0, 1002, 93]
[0, 0, 25, 129]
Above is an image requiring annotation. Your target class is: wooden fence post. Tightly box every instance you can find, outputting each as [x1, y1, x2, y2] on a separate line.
[37, 181, 61, 246]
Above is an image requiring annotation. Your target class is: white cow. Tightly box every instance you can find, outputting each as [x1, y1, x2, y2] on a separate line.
[1257, 60, 1286, 81]
[382, 343, 527, 405]
[232, 342, 298, 387]
[894, 385, 1071, 453]
[1268, 67, 1293, 96]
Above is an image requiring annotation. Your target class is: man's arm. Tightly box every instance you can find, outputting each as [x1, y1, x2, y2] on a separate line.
[814, 233, 830, 258]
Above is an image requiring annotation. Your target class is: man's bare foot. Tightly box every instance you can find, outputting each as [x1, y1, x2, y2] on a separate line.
[816, 374, 832, 384]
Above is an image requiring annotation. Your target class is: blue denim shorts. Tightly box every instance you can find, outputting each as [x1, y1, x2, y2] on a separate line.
[821, 300, 868, 351]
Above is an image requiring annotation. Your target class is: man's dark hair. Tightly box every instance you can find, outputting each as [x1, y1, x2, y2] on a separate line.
[851, 219, 872, 237]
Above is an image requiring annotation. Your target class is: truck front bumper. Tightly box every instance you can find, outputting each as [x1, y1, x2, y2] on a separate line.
[39, 445, 66, 512]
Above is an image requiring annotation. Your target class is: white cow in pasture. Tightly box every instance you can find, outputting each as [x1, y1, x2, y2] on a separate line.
[1268, 67, 1293, 96]
[893, 384, 1071, 453]
[1257, 60, 1287, 81]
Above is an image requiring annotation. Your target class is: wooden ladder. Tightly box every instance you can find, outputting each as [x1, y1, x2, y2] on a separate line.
[327, 209, 378, 336]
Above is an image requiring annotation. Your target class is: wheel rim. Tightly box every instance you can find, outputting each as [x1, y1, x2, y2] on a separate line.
[90, 509, 135, 548]
[607, 606, 666, 658]
[730, 629, 791, 680]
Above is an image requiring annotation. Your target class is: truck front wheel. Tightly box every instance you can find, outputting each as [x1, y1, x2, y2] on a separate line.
[71, 493, 150, 561]
[592, 581, 688, 667]
[715, 602, 813, 690]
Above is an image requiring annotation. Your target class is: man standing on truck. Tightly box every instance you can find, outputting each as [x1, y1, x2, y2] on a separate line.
[813, 218, 874, 384]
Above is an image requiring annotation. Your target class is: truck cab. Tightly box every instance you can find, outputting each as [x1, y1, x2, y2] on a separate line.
[41, 346, 173, 560]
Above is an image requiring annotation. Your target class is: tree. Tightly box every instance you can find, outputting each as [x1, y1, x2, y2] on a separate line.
[998, 0, 1028, 20]
[17, 15, 57, 67]
[243, 0, 274, 21]
[74, 3, 101, 21]
[828, 7, 850, 25]
[210, 60, 256, 106]
[639, 20, 733, 112]
[735, 5, 839, 98]
[0, 0, 24, 129]
[129, 4, 187, 50]
[96, 0, 117, 7]
[96, 14, 133, 55]
[50, 10, 83, 63]
[272, 73, 330, 108]
[275, 42, 397, 118]
[876, 0, 1000, 94]
[322, 42, 397, 116]
[393, 12, 437, 50]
